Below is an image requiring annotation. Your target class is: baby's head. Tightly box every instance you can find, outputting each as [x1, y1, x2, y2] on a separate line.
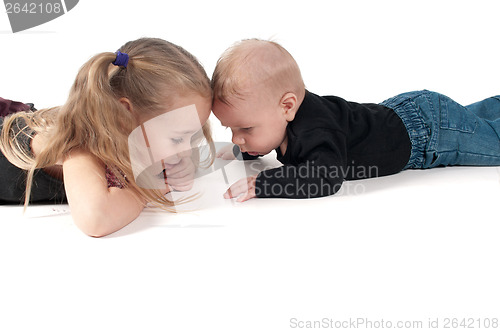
[212, 39, 305, 156]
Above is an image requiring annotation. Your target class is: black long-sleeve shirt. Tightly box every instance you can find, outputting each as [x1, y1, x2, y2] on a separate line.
[241, 91, 411, 198]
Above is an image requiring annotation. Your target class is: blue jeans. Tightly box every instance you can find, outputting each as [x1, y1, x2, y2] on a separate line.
[380, 90, 500, 169]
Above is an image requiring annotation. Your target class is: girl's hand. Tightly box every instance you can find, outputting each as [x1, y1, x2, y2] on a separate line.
[216, 144, 236, 160]
[223, 174, 258, 202]
[165, 156, 196, 192]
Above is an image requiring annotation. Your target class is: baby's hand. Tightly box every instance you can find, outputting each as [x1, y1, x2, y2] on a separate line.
[223, 174, 258, 202]
[216, 144, 236, 160]
[165, 156, 196, 192]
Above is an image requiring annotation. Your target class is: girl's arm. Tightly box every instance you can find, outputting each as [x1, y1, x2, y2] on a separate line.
[62, 149, 145, 237]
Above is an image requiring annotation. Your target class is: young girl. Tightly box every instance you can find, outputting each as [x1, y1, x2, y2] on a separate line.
[0, 37, 214, 237]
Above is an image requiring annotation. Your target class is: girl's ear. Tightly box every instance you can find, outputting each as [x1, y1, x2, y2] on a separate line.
[119, 97, 142, 124]
[119, 97, 133, 112]
[280, 92, 298, 122]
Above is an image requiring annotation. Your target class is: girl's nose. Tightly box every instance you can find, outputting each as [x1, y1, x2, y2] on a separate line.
[177, 147, 192, 158]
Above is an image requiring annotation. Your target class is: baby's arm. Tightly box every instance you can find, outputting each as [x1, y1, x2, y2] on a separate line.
[224, 161, 344, 201]
[224, 129, 347, 200]
[62, 149, 145, 237]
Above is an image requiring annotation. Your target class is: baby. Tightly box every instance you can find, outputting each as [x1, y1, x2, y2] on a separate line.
[211, 39, 500, 201]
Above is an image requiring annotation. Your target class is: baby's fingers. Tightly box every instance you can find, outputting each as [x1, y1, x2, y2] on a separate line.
[223, 178, 248, 199]
[236, 191, 256, 202]
[223, 175, 257, 201]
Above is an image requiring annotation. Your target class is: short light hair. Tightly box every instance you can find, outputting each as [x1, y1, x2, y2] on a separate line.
[212, 39, 305, 105]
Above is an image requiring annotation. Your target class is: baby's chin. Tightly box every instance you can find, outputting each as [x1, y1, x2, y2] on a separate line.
[249, 148, 274, 156]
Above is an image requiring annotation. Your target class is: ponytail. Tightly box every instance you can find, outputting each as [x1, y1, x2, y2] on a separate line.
[1, 37, 214, 210]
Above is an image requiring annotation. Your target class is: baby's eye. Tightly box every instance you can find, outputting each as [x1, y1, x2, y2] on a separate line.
[242, 127, 253, 131]
[171, 137, 183, 144]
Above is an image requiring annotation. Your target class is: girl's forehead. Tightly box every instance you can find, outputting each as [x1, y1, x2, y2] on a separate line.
[145, 104, 202, 131]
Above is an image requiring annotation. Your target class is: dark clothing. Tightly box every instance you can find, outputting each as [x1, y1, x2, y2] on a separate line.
[0, 97, 35, 116]
[251, 91, 411, 198]
[0, 147, 67, 204]
[0, 101, 67, 204]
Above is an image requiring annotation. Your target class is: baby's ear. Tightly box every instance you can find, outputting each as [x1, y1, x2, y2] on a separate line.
[280, 92, 298, 121]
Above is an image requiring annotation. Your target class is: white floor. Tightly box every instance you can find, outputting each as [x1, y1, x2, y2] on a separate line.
[2, 0, 500, 330]
[1, 144, 500, 331]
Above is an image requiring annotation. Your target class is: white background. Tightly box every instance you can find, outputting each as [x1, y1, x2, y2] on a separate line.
[1, 1, 500, 331]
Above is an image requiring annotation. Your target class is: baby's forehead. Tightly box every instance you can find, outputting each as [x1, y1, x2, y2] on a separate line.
[218, 86, 270, 109]
[214, 96, 264, 118]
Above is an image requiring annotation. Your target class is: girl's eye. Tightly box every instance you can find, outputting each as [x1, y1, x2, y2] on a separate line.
[242, 127, 252, 131]
[171, 138, 183, 144]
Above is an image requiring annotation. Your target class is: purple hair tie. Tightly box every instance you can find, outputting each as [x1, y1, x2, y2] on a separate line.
[112, 51, 129, 68]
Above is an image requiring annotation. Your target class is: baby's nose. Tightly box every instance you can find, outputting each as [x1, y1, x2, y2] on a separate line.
[232, 134, 244, 145]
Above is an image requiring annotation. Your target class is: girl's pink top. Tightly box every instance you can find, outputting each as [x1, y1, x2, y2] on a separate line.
[105, 166, 125, 189]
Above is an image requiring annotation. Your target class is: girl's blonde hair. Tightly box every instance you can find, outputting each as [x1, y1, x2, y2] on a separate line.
[0, 37, 214, 209]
